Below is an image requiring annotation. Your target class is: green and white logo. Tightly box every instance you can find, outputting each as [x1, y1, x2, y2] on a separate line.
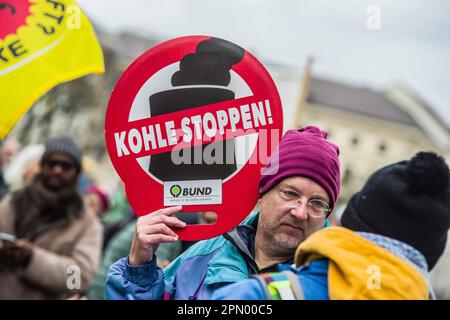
[170, 184, 182, 197]
[164, 180, 222, 206]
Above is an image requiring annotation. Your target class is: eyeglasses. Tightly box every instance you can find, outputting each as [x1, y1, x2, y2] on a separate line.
[278, 188, 331, 218]
[43, 159, 75, 172]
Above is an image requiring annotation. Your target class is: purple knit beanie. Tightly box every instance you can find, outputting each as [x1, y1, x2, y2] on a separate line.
[259, 126, 341, 210]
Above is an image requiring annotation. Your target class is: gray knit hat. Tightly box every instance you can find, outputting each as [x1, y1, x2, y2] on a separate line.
[42, 135, 83, 171]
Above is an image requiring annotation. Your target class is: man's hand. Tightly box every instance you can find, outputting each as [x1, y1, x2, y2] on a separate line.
[0, 239, 34, 270]
[129, 206, 186, 266]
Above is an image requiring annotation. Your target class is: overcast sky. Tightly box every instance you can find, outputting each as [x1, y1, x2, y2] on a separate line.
[77, 0, 450, 127]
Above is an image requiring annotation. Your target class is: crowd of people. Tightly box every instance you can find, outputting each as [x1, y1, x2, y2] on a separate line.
[0, 127, 449, 300]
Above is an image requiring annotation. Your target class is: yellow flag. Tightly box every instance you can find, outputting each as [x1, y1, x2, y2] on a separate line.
[0, 0, 104, 139]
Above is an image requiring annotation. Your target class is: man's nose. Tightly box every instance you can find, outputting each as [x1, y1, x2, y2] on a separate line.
[289, 202, 309, 221]
[52, 165, 64, 174]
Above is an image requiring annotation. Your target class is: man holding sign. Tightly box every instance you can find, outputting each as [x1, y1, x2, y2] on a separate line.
[105, 126, 341, 300]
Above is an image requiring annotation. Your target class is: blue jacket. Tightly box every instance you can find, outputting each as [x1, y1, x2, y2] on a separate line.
[211, 259, 330, 300]
[105, 213, 292, 300]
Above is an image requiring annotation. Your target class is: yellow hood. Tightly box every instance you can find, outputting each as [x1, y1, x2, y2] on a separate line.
[295, 227, 429, 300]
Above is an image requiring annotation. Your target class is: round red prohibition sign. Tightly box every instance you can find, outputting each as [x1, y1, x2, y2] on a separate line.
[105, 36, 283, 241]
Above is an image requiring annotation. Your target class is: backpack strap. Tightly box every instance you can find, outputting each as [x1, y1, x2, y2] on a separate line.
[252, 271, 305, 300]
[252, 274, 274, 300]
[282, 270, 304, 300]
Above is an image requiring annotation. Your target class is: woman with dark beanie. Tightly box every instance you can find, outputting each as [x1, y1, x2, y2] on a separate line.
[212, 152, 450, 300]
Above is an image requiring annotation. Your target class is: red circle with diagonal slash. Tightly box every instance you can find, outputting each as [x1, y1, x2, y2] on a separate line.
[105, 36, 283, 241]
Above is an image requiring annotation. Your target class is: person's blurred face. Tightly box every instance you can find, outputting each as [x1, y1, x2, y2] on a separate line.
[0, 140, 20, 169]
[257, 176, 330, 253]
[84, 192, 103, 216]
[41, 153, 78, 191]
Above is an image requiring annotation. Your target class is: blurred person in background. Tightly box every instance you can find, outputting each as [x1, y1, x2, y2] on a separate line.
[0, 137, 21, 172]
[4, 144, 44, 192]
[99, 181, 134, 249]
[0, 135, 103, 299]
[101, 181, 130, 224]
[83, 184, 111, 218]
[0, 138, 21, 199]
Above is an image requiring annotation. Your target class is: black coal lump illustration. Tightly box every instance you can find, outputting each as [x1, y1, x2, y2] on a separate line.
[171, 37, 245, 87]
[149, 37, 245, 182]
